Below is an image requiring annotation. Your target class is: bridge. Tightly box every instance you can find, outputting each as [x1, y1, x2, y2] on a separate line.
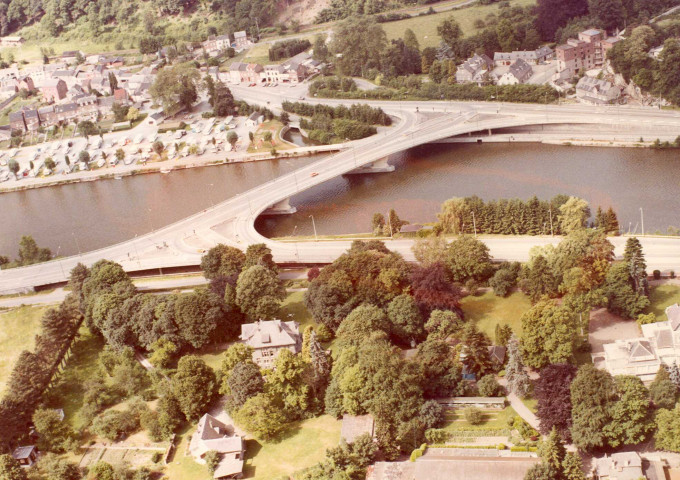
[3, 97, 680, 293]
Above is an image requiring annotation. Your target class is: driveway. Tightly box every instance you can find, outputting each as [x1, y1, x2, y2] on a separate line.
[588, 307, 640, 354]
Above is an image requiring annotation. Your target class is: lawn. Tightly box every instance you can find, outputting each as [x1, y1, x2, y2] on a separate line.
[441, 405, 516, 435]
[243, 415, 341, 480]
[644, 284, 680, 322]
[247, 120, 296, 153]
[44, 327, 106, 430]
[460, 290, 532, 341]
[242, 43, 276, 67]
[0, 305, 51, 394]
[0, 96, 42, 125]
[382, 0, 537, 48]
[164, 423, 212, 480]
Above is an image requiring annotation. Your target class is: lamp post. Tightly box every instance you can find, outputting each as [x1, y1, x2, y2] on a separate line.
[309, 215, 318, 242]
[71, 232, 81, 256]
[640, 207, 644, 236]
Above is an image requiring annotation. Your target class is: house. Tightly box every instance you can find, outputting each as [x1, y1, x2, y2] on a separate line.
[203, 34, 231, 54]
[228, 62, 248, 84]
[493, 46, 554, 66]
[113, 88, 130, 104]
[245, 63, 263, 83]
[38, 105, 57, 125]
[41, 78, 67, 102]
[12, 446, 38, 467]
[456, 53, 494, 84]
[436, 397, 506, 409]
[189, 414, 245, 479]
[600, 304, 680, 381]
[592, 452, 644, 480]
[16, 76, 35, 92]
[9, 111, 26, 132]
[555, 29, 622, 79]
[245, 111, 264, 128]
[488, 345, 507, 366]
[575, 76, 621, 104]
[0, 36, 25, 48]
[54, 102, 79, 123]
[147, 111, 165, 126]
[239, 319, 301, 367]
[340, 415, 375, 444]
[497, 59, 533, 85]
[263, 64, 286, 83]
[234, 31, 250, 50]
[23, 108, 40, 131]
[52, 69, 79, 88]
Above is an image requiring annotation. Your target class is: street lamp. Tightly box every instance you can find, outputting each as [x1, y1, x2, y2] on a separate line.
[640, 207, 644, 236]
[71, 232, 81, 256]
[309, 215, 318, 242]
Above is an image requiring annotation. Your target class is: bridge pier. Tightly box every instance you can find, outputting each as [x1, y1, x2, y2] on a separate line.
[262, 198, 297, 215]
[346, 156, 395, 174]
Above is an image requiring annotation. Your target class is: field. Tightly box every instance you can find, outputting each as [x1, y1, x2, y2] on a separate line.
[243, 415, 341, 479]
[644, 284, 680, 322]
[382, 0, 537, 48]
[0, 96, 42, 125]
[0, 305, 51, 394]
[248, 120, 297, 153]
[441, 405, 516, 436]
[460, 290, 532, 341]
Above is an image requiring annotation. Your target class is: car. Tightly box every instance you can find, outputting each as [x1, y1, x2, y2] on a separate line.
[310, 172, 318, 177]
[299, 96, 305, 100]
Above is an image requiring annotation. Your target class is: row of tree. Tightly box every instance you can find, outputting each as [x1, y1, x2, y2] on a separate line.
[0, 235, 53, 269]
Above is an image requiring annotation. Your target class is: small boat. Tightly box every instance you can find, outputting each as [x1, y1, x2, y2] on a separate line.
[114, 174, 123, 180]
[160, 167, 172, 174]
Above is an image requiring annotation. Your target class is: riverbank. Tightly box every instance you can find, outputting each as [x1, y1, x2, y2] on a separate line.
[0, 143, 345, 194]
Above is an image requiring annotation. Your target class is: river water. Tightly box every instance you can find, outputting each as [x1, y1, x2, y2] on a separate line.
[1, 143, 679, 257]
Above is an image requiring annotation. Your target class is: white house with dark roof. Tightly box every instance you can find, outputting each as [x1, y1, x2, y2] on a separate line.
[600, 304, 680, 381]
[456, 54, 494, 84]
[575, 76, 621, 105]
[493, 46, 554, 66]
[240, 319, 301, 367]
[497, 59, 533, 85]
[12, 446, 38, 467]
[592, 452, 643, 480]
[189, 413, 245, 479]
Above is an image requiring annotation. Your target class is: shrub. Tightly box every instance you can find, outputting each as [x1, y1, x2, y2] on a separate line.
[477, 375, 505, 397]
[497, 443, 506, 450]
[315, 324, 333, 343]
[425, 428, 449, 444]
[671, 270, 676, 279]
[653, 270, 661, 279]
[151, 452, 162, 463]
[463, 407, 483, 425]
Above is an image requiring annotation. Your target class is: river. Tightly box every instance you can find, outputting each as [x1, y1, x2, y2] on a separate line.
[1, 143, 679, 258]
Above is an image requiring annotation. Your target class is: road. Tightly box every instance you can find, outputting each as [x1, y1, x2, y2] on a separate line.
[3, 89, 680, 293]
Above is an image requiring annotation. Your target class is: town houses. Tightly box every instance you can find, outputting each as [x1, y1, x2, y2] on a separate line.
[555, 28, 622, 80]
[228, 51, 321, 85]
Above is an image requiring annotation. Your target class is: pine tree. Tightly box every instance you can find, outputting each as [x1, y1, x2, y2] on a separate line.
[538, 427, 566, 473]
[604, 207, 619, 234]
[624, 237, 648, 296]
[505, 336, 530, 398]
[562, 452, 586, 480]
[301, 325, 313, 361]
[670, 361, 680, 389]
[308, 330, 331, 398]
[595, 206, 604, 229]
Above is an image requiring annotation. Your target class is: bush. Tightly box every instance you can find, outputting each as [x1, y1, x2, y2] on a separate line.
[671, 270, 676, 279]
[463, 407, 483, 425]
[425, 428, 449, 444]
[477, 375, 505, 397]
[497, 443, 506, 450]
[653, 270, 661, 279]
[315, 323, 333, 343]
[91, 410, 139, 441]
[151, 452, 162, 463]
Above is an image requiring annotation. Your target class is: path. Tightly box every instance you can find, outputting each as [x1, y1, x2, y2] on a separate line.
[505, 392, 540, 432]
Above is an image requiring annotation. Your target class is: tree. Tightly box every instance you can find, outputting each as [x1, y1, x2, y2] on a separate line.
[149, 62, 200, 112]
[265, 349, 312, 417]
[570, 365, 616, 451]
[387, 294, 424, 344]
[624, 236, 648, 296]
[562, 452, 586, 480]
[559, 196, 590, 234]
[234, 393, 288, 440]
[174, 289, 228, 348]
[461, 323, 493, 377]
[650, 366, 677, 409]
[0, 454, 26, 480]
[92, 409, 139, 441]
[477, 375, 504, 397]
[126, 107, 140, 122]
[36, 454, 81, 480]
[524, 463, 559, 480]
[227, 130, 238, 149]
[211, 81, 236, 117]
[244, 243, 278, 273]
[535, 363, 577, 438]
[308, 330, 331, 399]
[417, 338, 462, 398]
[588, 0, 625, 31]
[463, 407, 483, 425]
[505, 336, 531, 398]
[45, 157, 56, 171]
[227, 362, 264, 409]
[604, 375, 652, 447]
[489, 267, 517, 297]
[157, 393, 183, 438]
[330, 17, 387, 76]
[77, 120, 97, 137]
[88, 462, 115, 480]
[201, 244, 245, 280]
[537, 427, 566, 473]
[521, 300, 579, 369]
[33, 408, 75, 453]
[655, 403, 680, 452]
[535, 0, 588, 41]
[404, 28, 420, 51]
[336, 304, 390, 347]
[437, 17, 463, 55]
[446, 236, 493, 283]
[263, 131, 273, 143]
[108, 71, 118, 94]
[313, 35, 329, 62]
[8, 158, 19, 179]
[172, 356, 216, 421]
[17, 235, 52, 265]
[236, 265, 286, 320]
[204, 451, 220, 475]
[604, 262, 650, 318]
[424, 310, 461, 341]
[78, 151, 91, 164]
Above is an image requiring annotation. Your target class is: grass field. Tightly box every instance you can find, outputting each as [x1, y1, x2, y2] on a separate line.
[0, 96, 42, 125]
[244, 415, 341, 479]
[0, 305, 51, 394]
[644, 284, 680, 322]
[248, 120, 296, 153]
[442, 405, 516, 434]
[382, 0, 537, 48]
[460, 290, 532, 341]
[45, 327, 106, 430]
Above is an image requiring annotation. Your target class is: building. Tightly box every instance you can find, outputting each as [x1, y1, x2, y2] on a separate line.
[189, 414, 245, 479]
[340, 415, 375, 444]
[12, 446, 37, 467]
[575, 76, 621, 104]
[245, 111, 264, 128]
[203, 35, 231, 54]
[497, 59, 533, 85]
[456, 54, 494, 84]
[23, 108, 40, 131]
[239, 319, 301, 367]
[228, 62, 248, 84]
[493, 46, 554, 66]
[16, 76, 34, 92]
[556, 29, 622, 79]
[0, 36, 24, 48]
[600, 304, 680, 381]
[234, 31, 249, 50]
[436, 397, 506, 409]
[9, 111, 26, 132]
[41, 78, 67, 102]
[593, 452, 644, 480]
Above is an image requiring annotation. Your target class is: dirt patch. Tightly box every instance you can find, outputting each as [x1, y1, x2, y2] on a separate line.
[589, 308, 640, 354]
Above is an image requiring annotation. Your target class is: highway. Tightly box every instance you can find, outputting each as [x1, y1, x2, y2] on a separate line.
[2, 89, 680, 293]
